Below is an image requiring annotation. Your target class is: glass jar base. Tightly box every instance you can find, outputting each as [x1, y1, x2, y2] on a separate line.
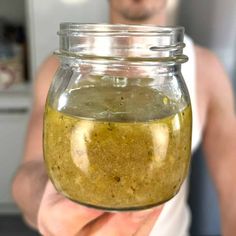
[59, 190, 180, 212]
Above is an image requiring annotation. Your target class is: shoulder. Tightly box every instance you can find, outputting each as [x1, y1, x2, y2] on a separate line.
[194, 44, 230, 99]
[194, 44, 234, 126]
[193, 44, 231, 127]
[36, 55, 59, 81]
[194, 45, 224, 77]
[34, 55, 60, 109]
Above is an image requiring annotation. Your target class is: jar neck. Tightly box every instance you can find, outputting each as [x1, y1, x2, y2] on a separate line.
[57, 23, 188, 66]
[60, 56, 182, 78]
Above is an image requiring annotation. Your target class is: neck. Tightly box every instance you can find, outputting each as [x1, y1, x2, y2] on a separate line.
[110, 7, 167, 25]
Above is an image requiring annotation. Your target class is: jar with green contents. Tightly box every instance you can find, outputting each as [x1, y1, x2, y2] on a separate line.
[43, 23, 192, 211]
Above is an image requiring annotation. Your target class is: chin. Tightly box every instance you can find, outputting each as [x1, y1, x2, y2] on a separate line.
[111, 0, 166, 19]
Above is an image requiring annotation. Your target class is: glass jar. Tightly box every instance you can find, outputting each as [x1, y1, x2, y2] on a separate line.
[43, 23, 192, 211]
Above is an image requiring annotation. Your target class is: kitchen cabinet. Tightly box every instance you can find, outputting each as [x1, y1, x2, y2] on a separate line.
[0, 89, 31, 213]
[0, 0, 31, 213]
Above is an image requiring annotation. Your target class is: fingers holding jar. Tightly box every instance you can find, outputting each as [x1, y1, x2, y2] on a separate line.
[37, 181, 104, 236]
[37, 181, 163, 236]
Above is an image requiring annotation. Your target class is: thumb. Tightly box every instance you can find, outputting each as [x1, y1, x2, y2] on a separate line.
[133, 208, 163, 236]
[82, 207, 163, 236]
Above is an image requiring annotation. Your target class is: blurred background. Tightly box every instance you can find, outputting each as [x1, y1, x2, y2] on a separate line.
[0, 0, 235, 235]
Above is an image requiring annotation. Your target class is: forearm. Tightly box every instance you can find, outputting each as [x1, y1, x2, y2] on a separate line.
[204, 124, 236, 235]
[216, 153, 236, 236]
[219, 189, 236, 236]
[12, 160, 48, 229]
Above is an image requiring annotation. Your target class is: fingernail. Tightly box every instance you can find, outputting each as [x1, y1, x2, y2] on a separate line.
[130, 209, 154, 222]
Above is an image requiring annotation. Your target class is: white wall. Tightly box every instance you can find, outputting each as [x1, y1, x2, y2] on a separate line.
[26, 0, 109, 80]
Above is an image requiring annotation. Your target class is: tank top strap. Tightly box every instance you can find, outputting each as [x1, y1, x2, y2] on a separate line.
[182, 35, 202, 151]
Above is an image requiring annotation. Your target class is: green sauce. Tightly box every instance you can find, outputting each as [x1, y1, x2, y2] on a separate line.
[44, 86, 192, 210]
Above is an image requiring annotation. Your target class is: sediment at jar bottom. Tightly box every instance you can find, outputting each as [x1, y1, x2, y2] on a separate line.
[43, 103, 192, 210]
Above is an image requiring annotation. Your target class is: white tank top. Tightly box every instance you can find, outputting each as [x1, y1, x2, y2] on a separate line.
[150, 35, 203, 236]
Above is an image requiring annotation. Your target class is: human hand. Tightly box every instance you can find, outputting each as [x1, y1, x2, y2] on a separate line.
[37, 181, 163, 236]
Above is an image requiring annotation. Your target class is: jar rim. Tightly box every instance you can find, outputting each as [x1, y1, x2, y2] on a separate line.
[59, 23, 184, 36]
[57, 23, 188, 64]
